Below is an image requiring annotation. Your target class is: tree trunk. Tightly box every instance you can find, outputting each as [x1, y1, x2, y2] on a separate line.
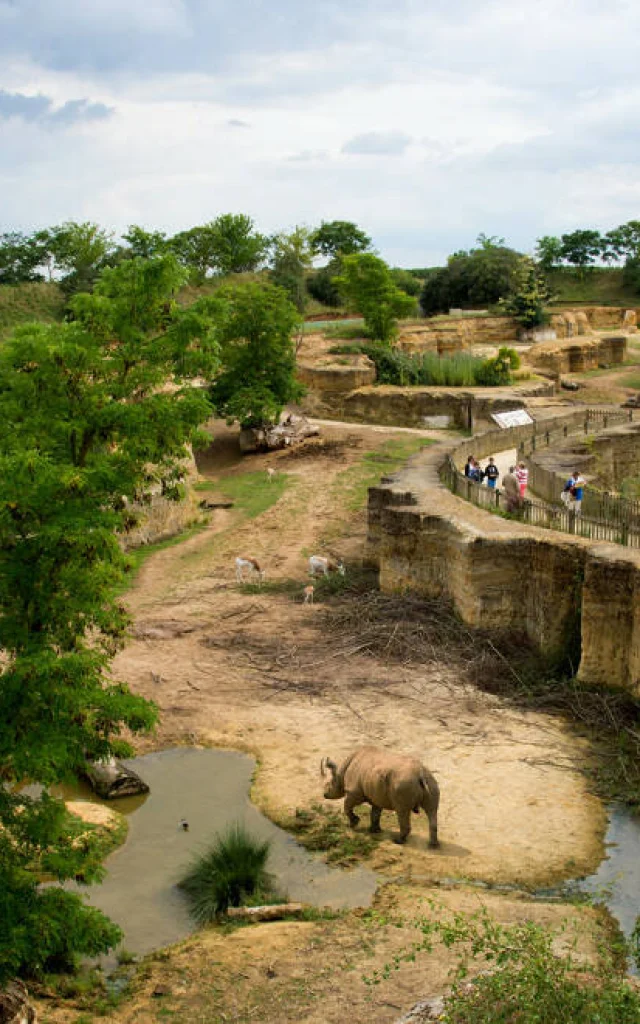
[84, 757, 149, 800]
[0, 981, 37, 1024]
[225, 903, 304, 922]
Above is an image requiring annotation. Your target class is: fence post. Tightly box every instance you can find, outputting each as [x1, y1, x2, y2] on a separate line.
[621, 521, 629, 546]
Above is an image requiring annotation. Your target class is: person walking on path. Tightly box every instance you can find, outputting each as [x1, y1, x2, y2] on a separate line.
[464, 455, 474, 478]
[484, 457, 500, 489]
[515, 461, 529, 498]
[502, 465, 521, 513]
[563, 470, 586, 515]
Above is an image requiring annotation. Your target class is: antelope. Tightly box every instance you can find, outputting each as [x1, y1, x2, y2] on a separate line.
[266, 467, 276, 483]
[235, 556, 265, 583]
[303, 584, 315, 604]
[309, 555, 345, 577]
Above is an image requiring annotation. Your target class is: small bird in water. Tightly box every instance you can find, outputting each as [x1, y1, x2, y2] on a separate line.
[180, 819, 189, 832]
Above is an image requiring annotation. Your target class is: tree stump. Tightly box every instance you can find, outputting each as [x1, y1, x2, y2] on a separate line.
[0, 981, 37, 1024]
[84, 758, 149, 799]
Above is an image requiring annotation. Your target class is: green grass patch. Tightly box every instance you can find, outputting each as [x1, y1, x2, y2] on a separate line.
[119, 517, 209, 587]
[237, 577, 302, 597]
[546, 267, 640, 307]
[0, 281, 66, 340]
[329, 437, 434, 516]
[284, 804, 376, 865]
[216, 470, 290, 519]
[620, 372, 640, 390]
[178, 824, 278, 921]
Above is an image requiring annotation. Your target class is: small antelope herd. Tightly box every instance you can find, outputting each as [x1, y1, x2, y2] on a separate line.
[234, 552, 345, 601]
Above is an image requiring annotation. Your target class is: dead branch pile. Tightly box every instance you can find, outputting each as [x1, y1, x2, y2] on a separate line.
[280, 436, 363, 461]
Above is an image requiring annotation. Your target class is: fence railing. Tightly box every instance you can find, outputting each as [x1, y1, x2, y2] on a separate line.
[441, 407, 640, 549]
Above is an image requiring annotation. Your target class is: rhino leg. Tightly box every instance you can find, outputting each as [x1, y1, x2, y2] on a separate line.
[369, 805, 382, 833]
[393, 808, 411, 845]
[427, 808, 440, 849]
[344, 793, 360, 829]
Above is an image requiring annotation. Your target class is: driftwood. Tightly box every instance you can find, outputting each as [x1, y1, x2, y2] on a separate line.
[0, 981, 37, 1024]
[225, 903, 304, 922]
[84, 758, 149, 800]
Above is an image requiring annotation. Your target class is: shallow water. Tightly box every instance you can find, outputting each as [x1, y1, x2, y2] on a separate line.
[62, 747, 378, 959]
[575, 805, 640, 942]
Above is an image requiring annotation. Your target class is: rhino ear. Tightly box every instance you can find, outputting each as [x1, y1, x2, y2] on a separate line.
[325, 758, 337, 778]
[320, 758, 326, 778]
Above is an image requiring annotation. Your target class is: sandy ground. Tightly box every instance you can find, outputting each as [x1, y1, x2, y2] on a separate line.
[111, 420, 603, 887]
[36, 418, 611, 1023]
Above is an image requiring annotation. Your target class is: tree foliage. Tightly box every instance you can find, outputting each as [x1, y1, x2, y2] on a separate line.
[208, 281, 302, 427]
[559, 229, 604, 276]
[334, 253, 414, 343]
[534, 235, 564, 273]
[309, 220, 372, 260]
[0, 255, 220, 982]
[44, 221, 115, 295]
[0, 232, 47, 284]
[172, 214, 268, 283]
[269, 226, 313, 313]
[420, 238, 523, 315]
[498, 256, 551, 327]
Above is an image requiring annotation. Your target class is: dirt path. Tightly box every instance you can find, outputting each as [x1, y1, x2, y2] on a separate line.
[115, 420, 604, 889]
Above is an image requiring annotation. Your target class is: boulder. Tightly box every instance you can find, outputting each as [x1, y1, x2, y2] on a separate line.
[0, 981, 37, 1024]
[84, 758, 149, 800]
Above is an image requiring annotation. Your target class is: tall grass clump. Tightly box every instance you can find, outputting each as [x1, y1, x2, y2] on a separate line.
[360, 344, 519, 387]
[178, 825, 274, 921]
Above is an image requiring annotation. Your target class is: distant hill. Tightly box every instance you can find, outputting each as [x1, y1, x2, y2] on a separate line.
[0, 282, 66, 340]
[546, 267, 639, 308]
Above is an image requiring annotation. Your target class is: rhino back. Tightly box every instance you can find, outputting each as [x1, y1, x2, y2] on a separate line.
[343, 747, 425, 809]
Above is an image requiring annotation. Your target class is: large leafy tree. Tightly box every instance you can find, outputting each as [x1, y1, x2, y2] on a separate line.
[43, 221, 116, 295]
[559, 229, 604, 276]
[0, 232, 47, 284]
[335, 253, 415, 343]
[121, 224, 170, 260]
[420, 238, 523, 315]
[269, 226, 314, 313]
[534, 235, 564, 273]
[208, 282, 302, 428]
[309, 220, 372, 259]
[171, 214, 268, 283]
[0, 255, 220, 982]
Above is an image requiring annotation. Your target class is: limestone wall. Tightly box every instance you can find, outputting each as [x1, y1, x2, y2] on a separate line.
[368, 438, 640, 694]
[300, 380, 554, 429]
[525, 335, 626, 376]
[397, 316, 519, 354]
[121, 450, 201, 551]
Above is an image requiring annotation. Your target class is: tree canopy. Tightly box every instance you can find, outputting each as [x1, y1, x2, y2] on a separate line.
[335, 253, 415, 342]
[420, 238, 523, 315]
[309, 220, 372, 260]
[208, 281, 302, 427]
[0, 254, 220, 981]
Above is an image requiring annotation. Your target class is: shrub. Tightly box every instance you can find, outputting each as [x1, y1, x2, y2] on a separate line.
[307, 260, 343, 307]
[360, 344, 517, 387]
[178, 825, 274, 921]
[420, 239, 523, 316]
[367, 904, 640, 1024]
[498, 256, 551, 328]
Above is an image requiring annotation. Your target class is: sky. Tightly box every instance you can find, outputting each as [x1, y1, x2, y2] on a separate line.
[1, 0, 640, 266]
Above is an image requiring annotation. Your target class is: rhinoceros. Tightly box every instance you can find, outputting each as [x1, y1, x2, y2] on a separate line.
[321, 745, 440, 846]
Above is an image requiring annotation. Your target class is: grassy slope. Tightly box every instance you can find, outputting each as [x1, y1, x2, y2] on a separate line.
[0, 281, 66, 340]
[547, 267, 640, 307]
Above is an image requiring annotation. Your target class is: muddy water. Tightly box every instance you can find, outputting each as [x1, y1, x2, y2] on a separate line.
[576, 806, 640, 943]
[63, 748, 378, 958]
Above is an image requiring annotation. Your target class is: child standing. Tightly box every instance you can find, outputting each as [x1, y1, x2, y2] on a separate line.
[484, 457, 500, 489]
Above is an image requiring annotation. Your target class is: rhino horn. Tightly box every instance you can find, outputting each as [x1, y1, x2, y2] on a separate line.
[324, 757, 337, 778]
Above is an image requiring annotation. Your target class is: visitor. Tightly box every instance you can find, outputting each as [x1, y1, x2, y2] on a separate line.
[469, 458, 483, 483]
[564, 470, 586, 515]
[484, 457, 499, 489]
[515, 461, 529, 498]
[464, 455, 474, 478]
[502, 465, 521, 513]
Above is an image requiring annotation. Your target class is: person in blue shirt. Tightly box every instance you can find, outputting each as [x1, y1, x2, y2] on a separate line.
[484, 457, 500, 488]
[563, 470, 586, 514]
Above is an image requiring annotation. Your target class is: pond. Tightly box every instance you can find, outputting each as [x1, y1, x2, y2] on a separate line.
[62, 747, 378, 959]
[573, 805, 640, 949]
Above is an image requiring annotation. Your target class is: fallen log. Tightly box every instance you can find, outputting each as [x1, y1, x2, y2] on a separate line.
[84, 758, 149, 800]
[225, 903, 305, 922]
[0, 980, 37, 1024]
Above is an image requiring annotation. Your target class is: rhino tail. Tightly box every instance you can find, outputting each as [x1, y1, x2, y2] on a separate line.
[419, 768, 440, 808]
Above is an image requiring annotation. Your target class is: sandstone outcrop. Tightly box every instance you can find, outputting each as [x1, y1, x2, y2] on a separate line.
[525, 335, 626, 377]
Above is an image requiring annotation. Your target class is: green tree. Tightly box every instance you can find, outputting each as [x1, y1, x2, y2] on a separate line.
[498, 256, 551, 328]
[560, 229, 604, 277]
[0, 232, 47, 284]
[306, 258, 343, 307]
[208, 282, 302, 427]
[122, 224, 169, 260]
[309, 220, 372, 260]
[534, 235, 564, 272]
[172, 214, 268, 283]
[334, 253, 415, 343]
[390, 268, 421, 297]
[420, 241, 522, 315]
[0, 255, 220, 982]
[270, 227, 314, 313]
[45, 221, 115, 295]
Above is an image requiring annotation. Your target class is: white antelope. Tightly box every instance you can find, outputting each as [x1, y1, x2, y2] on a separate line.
[303, 584, 315, 604]
[266, 467, 276, 483]
[309, 555, 345, 578]
[235, 556, 265, 583]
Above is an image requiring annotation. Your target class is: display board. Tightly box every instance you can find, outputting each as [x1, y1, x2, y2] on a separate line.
[491, 409, 535, 429]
